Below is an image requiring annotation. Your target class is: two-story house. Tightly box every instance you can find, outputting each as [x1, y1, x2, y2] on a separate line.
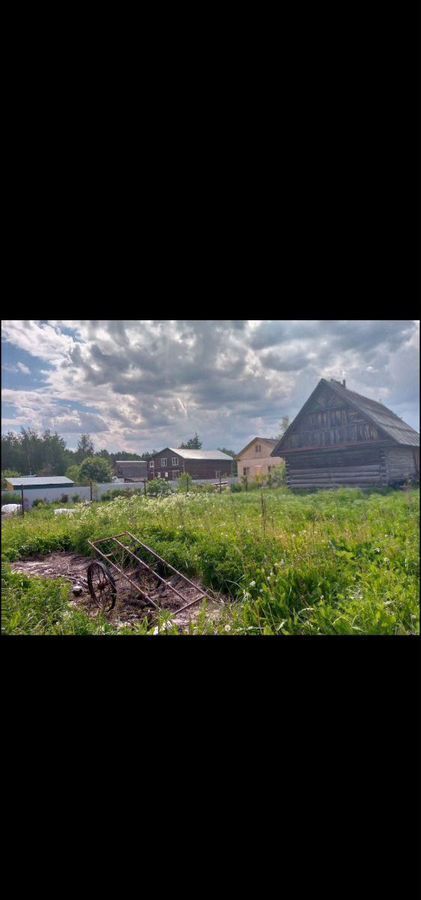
[147, 448, 233, 481]
[236, 437, 283, 480]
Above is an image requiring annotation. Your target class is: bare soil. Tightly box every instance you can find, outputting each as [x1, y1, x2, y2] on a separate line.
[10, 551, 225, 632]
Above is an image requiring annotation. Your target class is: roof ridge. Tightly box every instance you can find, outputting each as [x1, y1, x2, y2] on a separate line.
[327, 379, 418, 430]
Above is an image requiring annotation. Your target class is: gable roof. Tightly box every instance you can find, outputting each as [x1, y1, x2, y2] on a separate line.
[271, 378, 419, 455]
[152, 447, 233, 461]
[236, 436, 278, 458]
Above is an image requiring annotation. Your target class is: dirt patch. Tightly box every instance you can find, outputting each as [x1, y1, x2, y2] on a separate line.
[10, 551, 226, 632]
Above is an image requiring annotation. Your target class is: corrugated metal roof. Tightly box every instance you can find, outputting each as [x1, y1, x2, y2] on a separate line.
[167, 448, 233, 461]
[327, 380, 419, 446]
[7, 476, 75, 487]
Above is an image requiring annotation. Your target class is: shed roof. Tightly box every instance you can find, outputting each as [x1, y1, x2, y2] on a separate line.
[7, 476, 75, 488]
[271, 378, 419, 455]
[153, 448, 233, 461]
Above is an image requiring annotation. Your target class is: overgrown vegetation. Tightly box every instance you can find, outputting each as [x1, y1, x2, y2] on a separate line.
[1, 487, 419, 636]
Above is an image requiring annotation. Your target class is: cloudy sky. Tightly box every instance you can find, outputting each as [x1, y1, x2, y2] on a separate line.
[1, 320, 419, 453]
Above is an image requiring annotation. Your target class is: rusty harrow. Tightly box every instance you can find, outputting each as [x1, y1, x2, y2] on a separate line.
[86, 531, 209, 618]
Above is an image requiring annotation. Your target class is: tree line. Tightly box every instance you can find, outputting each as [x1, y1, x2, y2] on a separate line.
[1, 429, 240, 485]
[1, 420, 289, 486]
[1, 430, 156, 486]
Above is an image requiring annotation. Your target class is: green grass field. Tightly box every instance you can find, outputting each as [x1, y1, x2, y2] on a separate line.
[1, 487, 419, 635]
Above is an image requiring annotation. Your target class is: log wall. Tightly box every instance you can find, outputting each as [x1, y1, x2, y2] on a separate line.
[285, 446, 387, 489]
[384, 447, 418, 482]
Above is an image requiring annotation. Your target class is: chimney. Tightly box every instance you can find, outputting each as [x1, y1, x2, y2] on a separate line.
[342, 379, 346, 387]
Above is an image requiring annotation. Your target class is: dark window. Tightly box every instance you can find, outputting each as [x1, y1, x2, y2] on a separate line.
[161, 458, 167, 467]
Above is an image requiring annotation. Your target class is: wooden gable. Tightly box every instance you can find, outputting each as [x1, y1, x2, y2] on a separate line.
[279, 380, 385, 452]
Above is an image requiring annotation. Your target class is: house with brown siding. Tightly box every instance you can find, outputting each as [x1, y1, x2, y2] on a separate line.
[236, 437, 283, 480]
[271, 378, 419, 489]
[148, 448, 233, 481]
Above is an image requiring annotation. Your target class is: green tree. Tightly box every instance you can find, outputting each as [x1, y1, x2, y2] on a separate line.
[1, 433, 25, 472]
[179, 432, 202, 449]
[1, 469, 21, 488]
[66, 464, 82, 483]
[79, 456, 113, 484]
[76, 433, 95, 463]
[277, 416, 290, 439]
[178, 472, 193, 492]
[41, 430, 68, 474]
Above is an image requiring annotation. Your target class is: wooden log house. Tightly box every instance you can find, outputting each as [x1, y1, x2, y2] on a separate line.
[271, 378, 419, 490]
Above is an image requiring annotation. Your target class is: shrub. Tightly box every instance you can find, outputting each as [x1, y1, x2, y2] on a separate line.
[60, 494, 69, 503]
[178, 473, 193, 492]
[147, 478, 173, 497]
[230, 482, 242, 493]
[32, 498, 48, 508]
[100, 487, 144, 502]
[267, 463, 286, 488]
[71, 494, 80, 503]
[1, 491, 21, 504]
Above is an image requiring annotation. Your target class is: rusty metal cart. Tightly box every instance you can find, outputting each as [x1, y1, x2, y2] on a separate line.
[86, 530, 210, 618]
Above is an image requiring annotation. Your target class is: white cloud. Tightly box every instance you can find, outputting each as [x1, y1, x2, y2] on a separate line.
[2, 362, 31, 375]
[2, 320, 419, 449]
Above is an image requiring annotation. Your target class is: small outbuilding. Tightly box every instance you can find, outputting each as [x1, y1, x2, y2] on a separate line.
[148, 448, 233, 481]
[115, 460, 147, 482]
[236, 437, 283, 480]
[271, 378, 419, 489]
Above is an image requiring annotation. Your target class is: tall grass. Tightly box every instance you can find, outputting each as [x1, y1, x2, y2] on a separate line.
[1, 487, 419, 635]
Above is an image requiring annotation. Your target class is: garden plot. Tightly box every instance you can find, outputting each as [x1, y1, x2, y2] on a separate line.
[10, 551, 224, 632]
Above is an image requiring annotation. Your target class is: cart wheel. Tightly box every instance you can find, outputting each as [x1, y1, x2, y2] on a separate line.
[87, 561, 117, 613]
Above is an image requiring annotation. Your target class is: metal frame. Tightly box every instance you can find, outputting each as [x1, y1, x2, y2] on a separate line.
[87, 531, 209, 617]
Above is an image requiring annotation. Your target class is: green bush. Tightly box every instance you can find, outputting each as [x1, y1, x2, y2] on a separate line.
[147, 478, 173, 497]
[100, 487, 143, 501]
[1, 491, 21, 504]
[32, 498, 48, 508]
[178, 473, 193, 492]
